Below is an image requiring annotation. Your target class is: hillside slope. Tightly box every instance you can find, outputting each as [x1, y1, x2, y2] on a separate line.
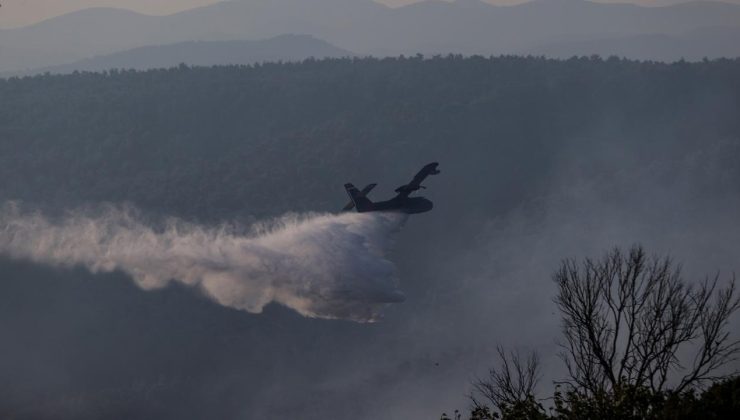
[14, 35, 351, 75]
[0, 56, 739, 419]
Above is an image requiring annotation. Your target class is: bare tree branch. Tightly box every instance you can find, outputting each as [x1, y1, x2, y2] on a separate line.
[470, 346, 541, 416]
[553, 245, 740, 396]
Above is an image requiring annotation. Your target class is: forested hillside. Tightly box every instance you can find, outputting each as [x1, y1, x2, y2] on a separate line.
[2, 56, 738, 219]
[1, 56, 739, 419]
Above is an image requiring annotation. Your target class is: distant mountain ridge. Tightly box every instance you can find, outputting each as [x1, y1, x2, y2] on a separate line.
[529, 26, 740, 61]
[1, 0, 739, 73]
[7, 35, 352, 76]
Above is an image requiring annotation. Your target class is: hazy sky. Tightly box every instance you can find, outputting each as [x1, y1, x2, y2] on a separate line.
[0, 0, 223, 28]
[0, 0, 738, 29]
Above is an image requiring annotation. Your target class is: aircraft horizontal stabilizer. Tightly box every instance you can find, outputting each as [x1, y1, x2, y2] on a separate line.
[342, 183, 377, 211]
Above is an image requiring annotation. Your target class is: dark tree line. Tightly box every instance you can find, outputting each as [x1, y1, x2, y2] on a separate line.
[0, 56, 739, 223]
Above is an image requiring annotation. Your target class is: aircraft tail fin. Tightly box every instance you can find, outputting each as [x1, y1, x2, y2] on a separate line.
[342, 183, 377, 211]
[344, 183, 373, 212]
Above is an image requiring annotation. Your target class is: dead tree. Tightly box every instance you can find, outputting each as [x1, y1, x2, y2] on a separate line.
[554, 245, 739, 396]
[470, 346, 543, 417]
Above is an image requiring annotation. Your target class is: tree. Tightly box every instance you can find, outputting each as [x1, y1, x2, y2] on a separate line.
[469, 347, 547, 420]
[461, 245, 740, 420]
[554, 245, 739, 396]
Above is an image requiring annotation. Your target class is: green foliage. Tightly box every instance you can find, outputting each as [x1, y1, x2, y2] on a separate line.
[461, 377, 740, 420]
[554, 385, 666, 420]
[553, 378, 740, 420]
[672, 376, 740, 420]
[499, 397, 548, 420]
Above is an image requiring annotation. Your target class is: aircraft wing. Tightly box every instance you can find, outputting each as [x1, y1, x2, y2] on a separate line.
[394, 162, 440, 197]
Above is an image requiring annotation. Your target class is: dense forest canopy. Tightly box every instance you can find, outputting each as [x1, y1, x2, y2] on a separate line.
[1, 55, 738, 220]
[0, 56, 739, 419]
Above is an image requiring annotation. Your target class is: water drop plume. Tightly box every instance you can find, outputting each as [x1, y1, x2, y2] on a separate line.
[0, 202, 408, 322]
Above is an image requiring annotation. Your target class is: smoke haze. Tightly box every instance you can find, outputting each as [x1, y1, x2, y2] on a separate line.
[0, 55, 738, 418]
[4, 0, 740, 74]
[0, 203, 407, 322]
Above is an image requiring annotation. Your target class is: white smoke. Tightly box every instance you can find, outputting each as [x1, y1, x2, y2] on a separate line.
[0, 202, 408, 322]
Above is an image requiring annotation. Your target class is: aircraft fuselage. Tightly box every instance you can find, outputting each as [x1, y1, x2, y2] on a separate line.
[358, 196, 433, 214]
